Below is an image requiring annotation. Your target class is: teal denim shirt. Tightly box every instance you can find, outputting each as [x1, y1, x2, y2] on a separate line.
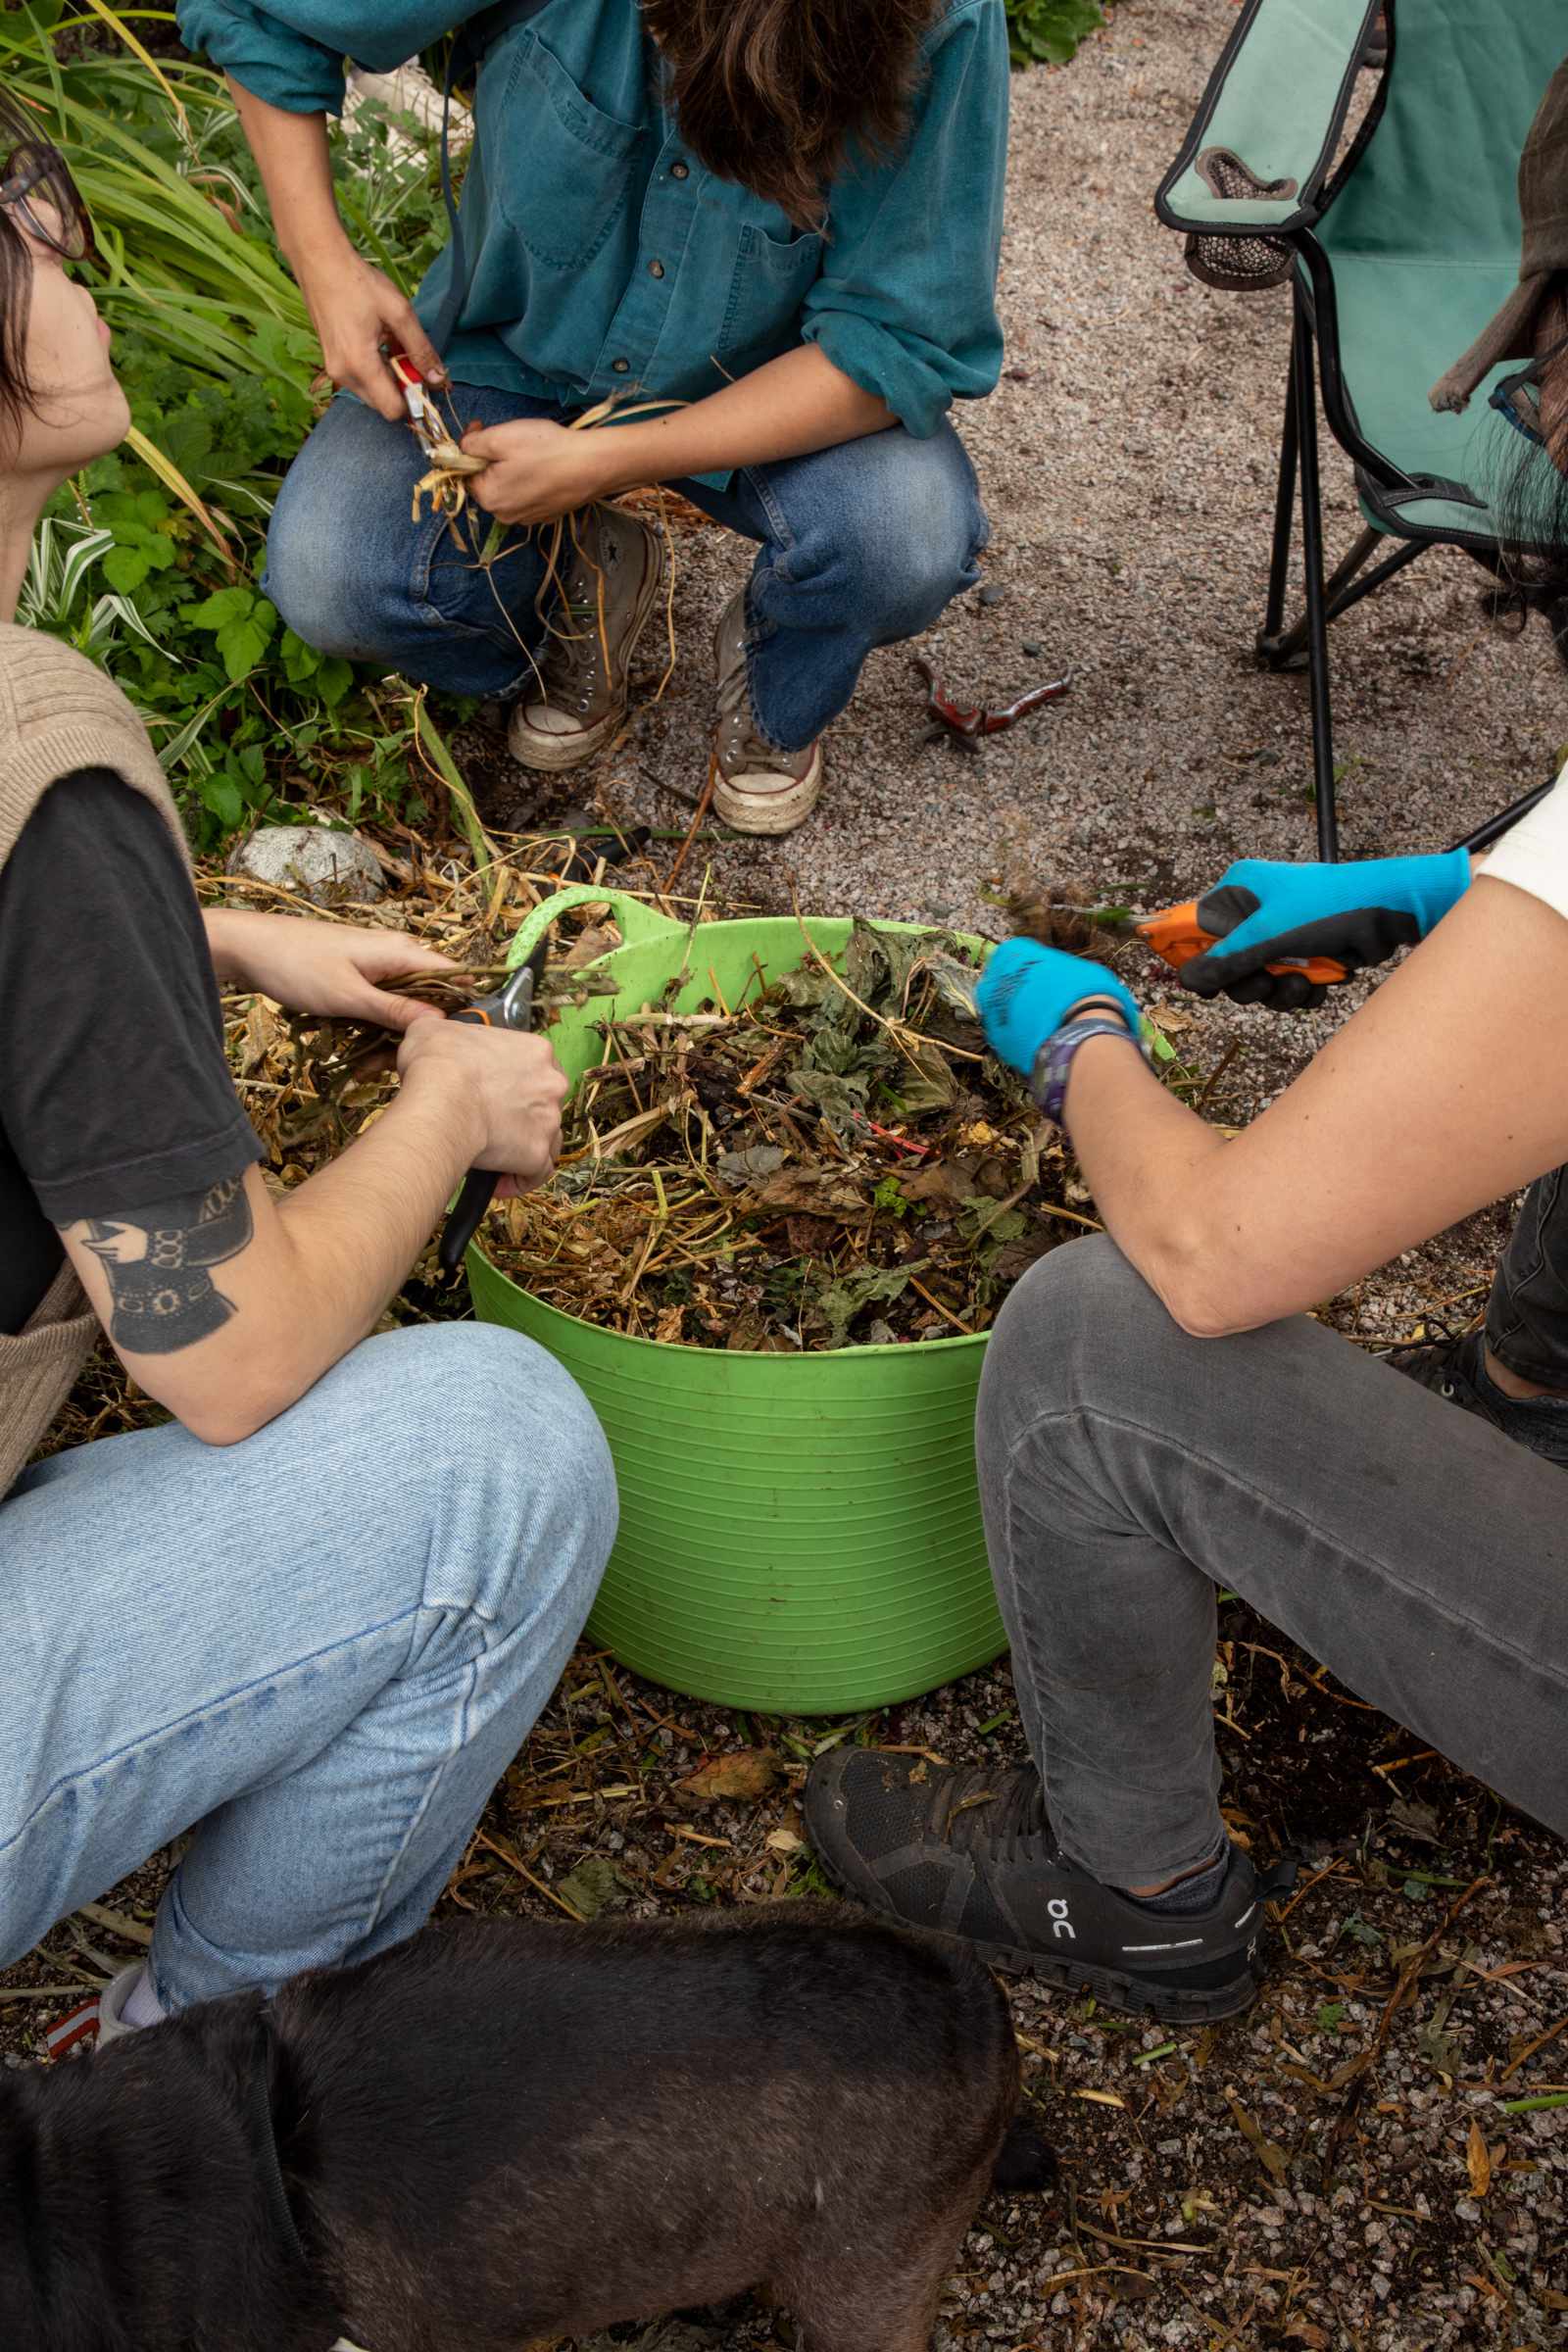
[175, 0, 1009, 448]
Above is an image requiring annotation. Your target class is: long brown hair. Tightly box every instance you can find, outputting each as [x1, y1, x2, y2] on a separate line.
[641, 0, 939, 229]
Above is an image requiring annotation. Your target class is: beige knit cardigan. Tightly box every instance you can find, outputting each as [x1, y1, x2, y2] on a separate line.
[0, 624, 192, 1497]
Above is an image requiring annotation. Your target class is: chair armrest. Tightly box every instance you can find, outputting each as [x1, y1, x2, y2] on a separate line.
[1156, 0, 1384, 237]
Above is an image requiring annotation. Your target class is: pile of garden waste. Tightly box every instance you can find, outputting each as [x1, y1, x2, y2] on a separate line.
[484, 919, 1109, 1350]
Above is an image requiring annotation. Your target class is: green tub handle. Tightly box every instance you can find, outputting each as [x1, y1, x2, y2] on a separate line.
[506, 885, 687, 972]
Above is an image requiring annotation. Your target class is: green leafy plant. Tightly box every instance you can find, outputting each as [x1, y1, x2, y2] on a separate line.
[1005, 0, 1106, 68]
[2, 4, 461, 849]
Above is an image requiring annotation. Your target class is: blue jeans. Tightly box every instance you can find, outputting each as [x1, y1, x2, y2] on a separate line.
[266, 388, 990, 751]
[0, 1322, 615, 2010]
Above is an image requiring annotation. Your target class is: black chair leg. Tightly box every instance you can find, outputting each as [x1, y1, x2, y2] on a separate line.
[1261, 352, 1299, 646]
[1291, 292, 1340, 859]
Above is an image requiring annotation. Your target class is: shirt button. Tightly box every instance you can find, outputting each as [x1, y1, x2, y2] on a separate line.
[612, 358, 630, 373]
[649, 259, 665, 279]
[670, 161, 690, 179]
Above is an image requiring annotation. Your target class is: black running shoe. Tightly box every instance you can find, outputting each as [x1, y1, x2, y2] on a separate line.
[804, 1751, 1292, 2024]
[1385, 1324, 1568, 1465]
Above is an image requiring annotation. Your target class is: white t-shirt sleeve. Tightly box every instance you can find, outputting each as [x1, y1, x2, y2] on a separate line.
[1480, 767, 1568, 923]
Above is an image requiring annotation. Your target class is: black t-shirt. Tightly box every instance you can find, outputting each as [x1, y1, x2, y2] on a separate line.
[0, 769, 262, 1337]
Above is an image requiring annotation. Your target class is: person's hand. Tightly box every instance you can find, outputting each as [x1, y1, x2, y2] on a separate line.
[1178, 849, 1472, 1009]
[206, 909, 456, 1029]
[295, 240, 447, 422]
[977, 939, 1141, 1077]
[460, 416, 620, 527]
[397, 1018, 568, 1197]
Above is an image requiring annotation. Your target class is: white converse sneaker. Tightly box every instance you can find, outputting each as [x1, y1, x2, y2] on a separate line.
[96, 1962, 149, 2045]
[508, 504, 663, 773]
[710, 589, 824, 835]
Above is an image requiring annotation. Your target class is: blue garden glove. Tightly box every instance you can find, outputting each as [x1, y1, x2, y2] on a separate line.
[977, 938, 1141, 1077]
[1179, 849, 1472, 1011]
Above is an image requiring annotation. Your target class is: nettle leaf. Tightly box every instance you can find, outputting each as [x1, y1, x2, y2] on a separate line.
[199, 771, 245, 830]
[789, 1065, 869, 1129]
[317, 656, 355, 710]
[280, 625, 323, 686]
[774, 967, 835, 1013]
[183, 585, 256, 632]
[843, 919, 889, 1003]
[886, 1044, 957, 1116]
[817, 1260, 931, 1349]
[217, 612, 274, 684]
[805, 1024, 865, 1078]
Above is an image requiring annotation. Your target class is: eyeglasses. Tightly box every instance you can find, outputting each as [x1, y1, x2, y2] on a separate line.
[1491, 333, 1568, 448]
[0, 143, 97, 270]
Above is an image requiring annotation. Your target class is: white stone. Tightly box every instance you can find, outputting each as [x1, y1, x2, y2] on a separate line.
[227, 826, 384, 906]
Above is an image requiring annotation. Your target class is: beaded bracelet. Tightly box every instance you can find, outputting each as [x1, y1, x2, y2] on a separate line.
[1028, 1012, 1144, 1128]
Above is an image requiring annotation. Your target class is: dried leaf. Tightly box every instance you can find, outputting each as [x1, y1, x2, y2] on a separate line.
[554, 1855, 633, 1920]
[715, 1143, 787, 1184]
[1282, 2320, 1330, 2348]
[1466, 2119, 1493, 2197]
[672, 1748, 784, 1807]
[1226, 2091, 1291, 2181]
[902, 1160, 980, 1206]
[1388, 1794, 1442, 1845]
[750, 1166, 867, 1217]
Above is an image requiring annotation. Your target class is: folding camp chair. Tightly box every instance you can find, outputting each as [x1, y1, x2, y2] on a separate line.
[1156, 0, 1562, 859]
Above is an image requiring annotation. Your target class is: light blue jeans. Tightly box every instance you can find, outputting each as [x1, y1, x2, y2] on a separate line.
[266, 386, 990, 751]
[0, 1322, 616, 2011]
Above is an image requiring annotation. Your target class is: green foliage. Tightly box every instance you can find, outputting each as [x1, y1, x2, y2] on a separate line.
[1005, 0, 1106, 69]
[1, 4, 457, 848]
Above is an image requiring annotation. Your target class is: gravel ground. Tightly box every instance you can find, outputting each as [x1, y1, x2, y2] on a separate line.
[5, 8, 1566, 2347]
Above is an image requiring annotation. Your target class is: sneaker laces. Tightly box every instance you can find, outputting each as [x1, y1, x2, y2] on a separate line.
[715, 604, 804, 779]
[535, 591, 608, 710]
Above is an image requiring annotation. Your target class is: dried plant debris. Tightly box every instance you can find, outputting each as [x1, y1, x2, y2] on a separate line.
[1004, 876, 1127, 956]
[483, 918, 1134, 1351]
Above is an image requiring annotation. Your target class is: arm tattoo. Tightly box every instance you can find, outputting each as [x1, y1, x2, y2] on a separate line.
[75, 1172, 253, 1355]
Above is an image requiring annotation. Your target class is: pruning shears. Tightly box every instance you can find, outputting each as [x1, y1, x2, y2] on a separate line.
[1088, 903, 1348, 988]
[387, 348, 444, 463]
[437, 938, 552, 1282]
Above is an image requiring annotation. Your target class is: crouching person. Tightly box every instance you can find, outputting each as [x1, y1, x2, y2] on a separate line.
[178, 0, 1008, 836]
[0, 115, 616, 2037]
[809, 833, 1568, 2019]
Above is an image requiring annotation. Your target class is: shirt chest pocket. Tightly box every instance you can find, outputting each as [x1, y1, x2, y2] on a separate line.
[717, 221, 827, 364]
[484, 33, 646, 272]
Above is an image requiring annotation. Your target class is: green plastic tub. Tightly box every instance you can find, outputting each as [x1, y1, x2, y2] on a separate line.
[466, 886, 1007, 1715]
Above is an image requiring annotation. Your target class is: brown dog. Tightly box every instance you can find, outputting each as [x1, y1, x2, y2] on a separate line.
[1, 1900, 1053, 2352]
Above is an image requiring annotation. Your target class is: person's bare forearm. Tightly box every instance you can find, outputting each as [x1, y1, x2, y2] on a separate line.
[227, 79, 350, 275]
[226, 76, 445, 415]
[264, 1072, 476, 1377]
[595, 346, 894, 486]
[1049, 1040, 1232, 1330]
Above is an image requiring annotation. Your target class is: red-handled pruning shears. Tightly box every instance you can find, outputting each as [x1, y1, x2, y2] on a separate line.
[387, 349, 443, 462]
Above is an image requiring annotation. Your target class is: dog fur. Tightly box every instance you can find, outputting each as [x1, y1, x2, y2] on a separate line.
[0, 1901, 1054, 2352]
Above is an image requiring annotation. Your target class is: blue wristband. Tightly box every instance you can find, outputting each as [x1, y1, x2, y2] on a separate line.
[1030, 1013, 1144, 1128]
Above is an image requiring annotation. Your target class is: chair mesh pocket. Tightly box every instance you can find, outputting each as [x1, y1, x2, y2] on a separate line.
[1184, 145, 1296, 294]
